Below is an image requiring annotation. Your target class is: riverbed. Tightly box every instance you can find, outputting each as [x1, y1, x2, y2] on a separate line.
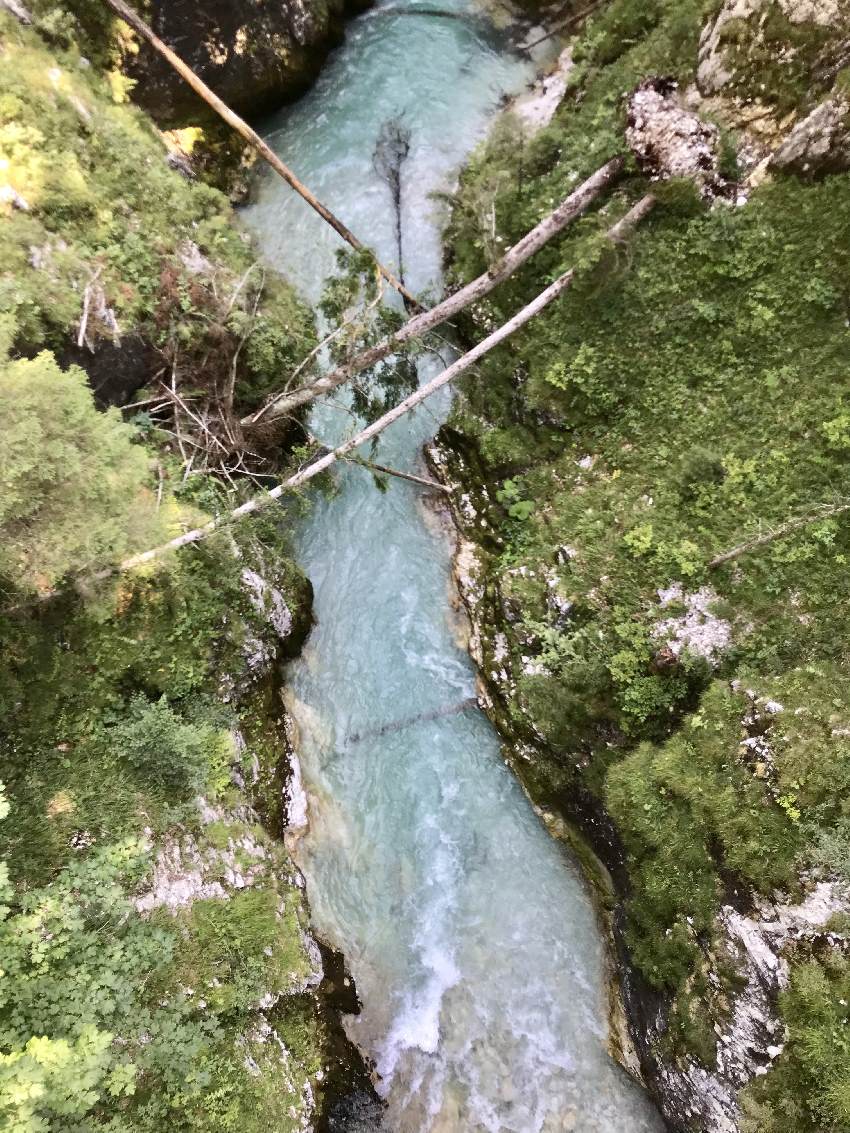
[244, 4, 665, 1129]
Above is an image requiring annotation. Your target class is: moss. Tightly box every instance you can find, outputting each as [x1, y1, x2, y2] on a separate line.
[0, 12, 315, 410]
[722, 7, 842, 115]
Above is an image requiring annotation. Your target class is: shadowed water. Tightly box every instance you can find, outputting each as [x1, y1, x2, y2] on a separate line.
[244, 3, 665, 1129]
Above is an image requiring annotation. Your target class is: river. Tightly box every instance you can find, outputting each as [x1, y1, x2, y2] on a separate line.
[244, 3, 664, 1129]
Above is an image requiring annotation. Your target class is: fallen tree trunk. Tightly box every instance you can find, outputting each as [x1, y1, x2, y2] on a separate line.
[100, 0, 419, 309]
[244, 155, 625, 428]
[114, 194, 653, 574]
[708, 500, 850, 569]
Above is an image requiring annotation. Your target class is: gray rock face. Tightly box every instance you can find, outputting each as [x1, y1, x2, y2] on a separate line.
[129, 0, 369, 126]
[697, 0, 763, 96]
[651, 879, 849, 1133]
[772, 95, 850, 173]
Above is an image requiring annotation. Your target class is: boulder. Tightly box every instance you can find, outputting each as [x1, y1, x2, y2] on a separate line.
[128, 0, 370, 127]
[626, 77, 725, 197]
[771, 95, 850, 174]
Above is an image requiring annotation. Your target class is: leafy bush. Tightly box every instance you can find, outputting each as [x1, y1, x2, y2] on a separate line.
[111, 695, 231, 800]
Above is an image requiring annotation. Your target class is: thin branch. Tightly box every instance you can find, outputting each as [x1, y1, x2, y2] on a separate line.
[77, 266, 103, 350]
[344, 455, 449, 491]
[224, 268, 265, 415]
[223, 262, 262, 323]
[521, 0, 605, 51]
[709, 501, 850, 569]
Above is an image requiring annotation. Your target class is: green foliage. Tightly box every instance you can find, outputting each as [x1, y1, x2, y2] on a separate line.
[0, 15, 315, 413]
[0, 813, 321, 1132]
[0, 352, 162, 592]
[606, 681, 798, 987]
[111, 695, 232, 800]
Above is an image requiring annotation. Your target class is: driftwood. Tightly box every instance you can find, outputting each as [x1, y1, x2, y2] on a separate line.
[113, 194, 653, 574]
[100, 0, 419, 309]
[245, 155, 625, 429]
[708, 501, 850, 569]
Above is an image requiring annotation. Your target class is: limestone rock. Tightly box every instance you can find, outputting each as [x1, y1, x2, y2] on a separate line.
[653, 878, 850, 1132]
[771, 95, 850, 173]
[626, 77, 725, 197]
[697, 0, 763, 96]
[778, 0, 843, 25]
[696, 0, 848, 103]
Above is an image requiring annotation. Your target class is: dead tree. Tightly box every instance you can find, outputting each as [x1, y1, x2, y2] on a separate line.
[99, 0, 419, 309]
[111, 195, 654, 574]
[373, 117, 412, 286]
[244, 155, 625, 429]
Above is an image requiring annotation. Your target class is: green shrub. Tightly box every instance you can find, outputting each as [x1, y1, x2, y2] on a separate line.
[111, 695, 232, 800]
[0, 352, 162, 592]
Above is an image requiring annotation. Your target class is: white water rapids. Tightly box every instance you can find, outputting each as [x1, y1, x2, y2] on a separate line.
[244, 4, 665, 1129]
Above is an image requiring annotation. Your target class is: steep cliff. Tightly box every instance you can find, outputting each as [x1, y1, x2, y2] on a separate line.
[128, 0, 370, 126]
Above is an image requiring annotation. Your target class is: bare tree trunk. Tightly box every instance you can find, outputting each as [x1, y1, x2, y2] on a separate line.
[708, 501, 850, 568]
[244, 156, 625, 429]
[346, 455, 448, 491]
[0, 0, 32, 22]
[100, 0, 420, 309]
[115, 195, 653, 574]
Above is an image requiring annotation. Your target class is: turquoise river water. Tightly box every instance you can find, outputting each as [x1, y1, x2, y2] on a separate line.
[245, 3, 665, 1129]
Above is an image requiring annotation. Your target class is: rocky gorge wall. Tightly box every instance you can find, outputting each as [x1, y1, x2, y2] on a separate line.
[128, 0, 371, 126]
[434, 1, 850, 1130]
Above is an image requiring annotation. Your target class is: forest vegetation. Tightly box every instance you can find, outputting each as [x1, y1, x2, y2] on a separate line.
[2, 0, 850, 1129]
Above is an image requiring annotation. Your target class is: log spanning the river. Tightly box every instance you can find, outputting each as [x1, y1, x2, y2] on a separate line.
[99, 0, 420, 310]
[346, 698, 479, 745]
[244, 156, 625, 429]
[115, 195, 654, 575]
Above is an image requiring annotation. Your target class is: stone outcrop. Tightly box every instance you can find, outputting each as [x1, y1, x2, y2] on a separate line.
[691, 0, 850, 176]
[647, 879, 849, 1132]
[771, 95, 850, 174]
[128, 0, 370, 126]
[697, 0, 847, 102]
